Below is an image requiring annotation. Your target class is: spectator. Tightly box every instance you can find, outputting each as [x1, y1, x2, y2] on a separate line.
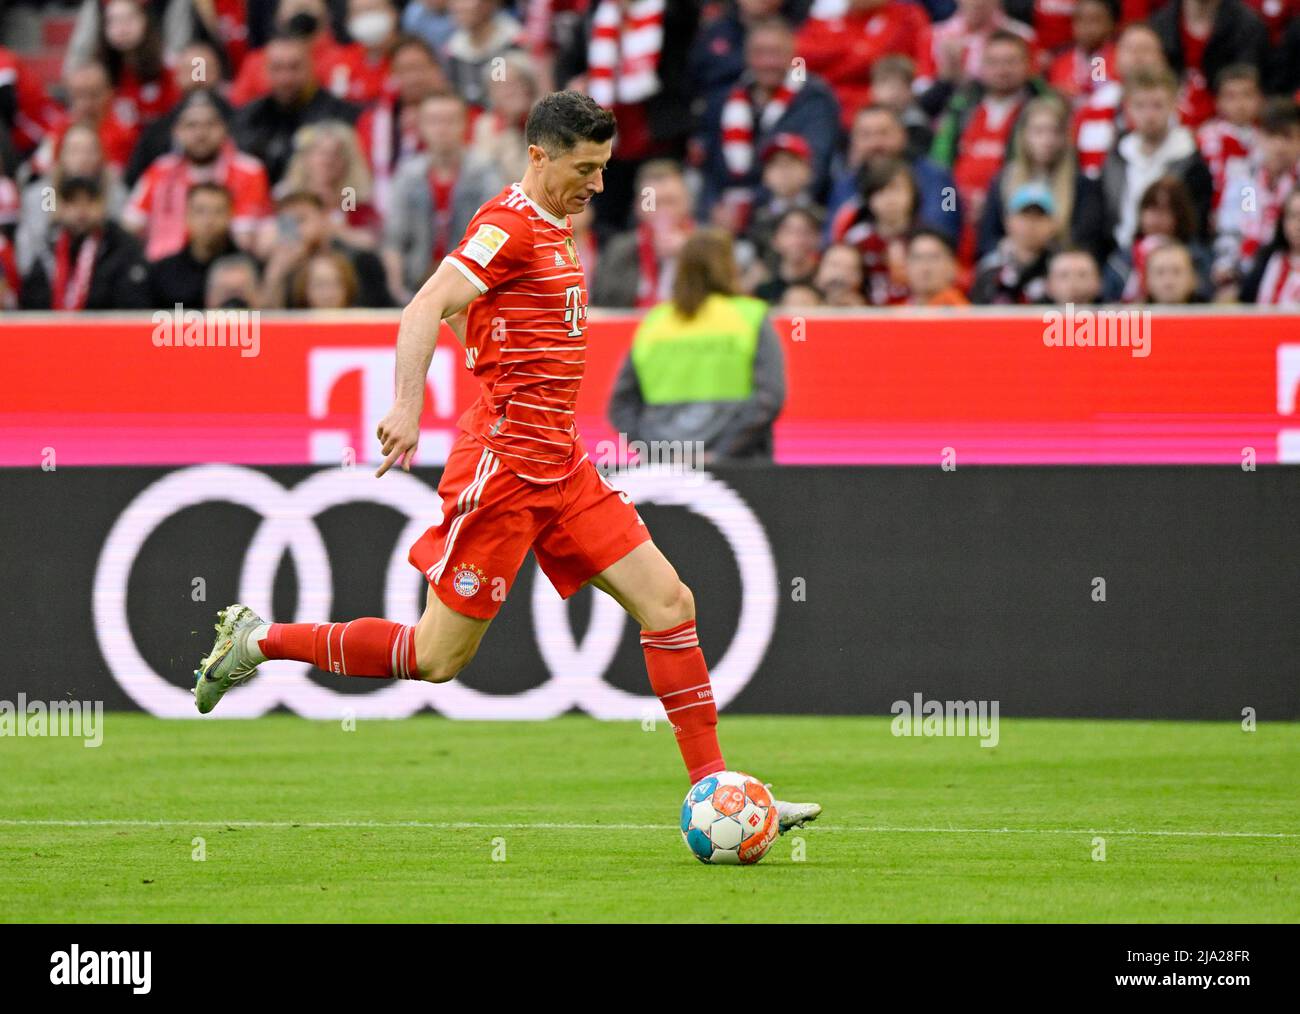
[385, 92, 504, 297]
[291, 249, 362, 307]
[1073, 22, 1171, 178]
[1214, 98, 1300, 297]
[402, 0, 459, 53]
[1046, 0, 1118, 107]
[276, 120, 381, 250]
[931, 30, 1046, 255]
[1044, 246, 1105, 304]
[744, 133, 825, 264]
[94, 0, 181, 129]
[469, 49, 541, 185]
[930, 0, 1037, 93]
[0, 232, 19, 309]
[609, 227, 786, 462]
[355, 35, 450, 216]
[443, 0, 524, 111]
[753, 205, 823, 302]
[1100, 68, 1213, 255]
[16, 123, 128, 276]
[1240, 188, 1300, 305]
[229, 0, 357, 107]
[697, 15, 840, 220]
[979, 94, 1105, 260]
[813, 241, 869, 306]
[205, 252, 263, 309]
[869, 55, 934, 158]
[557, 0, 700, 237]
[123, 90, 272, 261]
[970, 181, 1056, 303]
[778, 281, 823, 307]
[1142, 240, 1201, 303]
[591, 158, 695, 307]
[827, 106, 962, 242]
[64, 0, 190, 77]
[831, 158, 917, 305]
[261, 189, 393, 307]
[20, 174, 151, 310]
[1148, 0, 1269, 127]
[31, 62, 139, 177]
[687, 0, 791, 110]
[338, 0, 403, 104]
[124, 39, 234, 188]
[797, 0, 936, 128]
[147, 182, 241, 308]
[1196, 63, 1264, 212]
[1105, 175, 1211, 300]
[232, 33, 361, 185]
[905, 228, 970, 305]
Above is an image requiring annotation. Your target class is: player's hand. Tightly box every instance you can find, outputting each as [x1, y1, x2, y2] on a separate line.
[375, 404, 421, 477]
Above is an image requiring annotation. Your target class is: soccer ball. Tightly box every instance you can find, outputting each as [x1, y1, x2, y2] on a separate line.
[680, 770, 779, 865]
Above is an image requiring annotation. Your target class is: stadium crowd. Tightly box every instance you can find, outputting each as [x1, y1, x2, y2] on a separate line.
[1, 0, 1299, 312]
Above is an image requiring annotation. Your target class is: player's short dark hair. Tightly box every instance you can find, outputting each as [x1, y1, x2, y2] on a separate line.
[187, 181, 233, 205]
[1260, 97, 1300, 136]
[525, 91, 616, 157]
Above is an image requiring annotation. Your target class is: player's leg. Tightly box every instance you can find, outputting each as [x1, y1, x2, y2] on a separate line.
[534, 462, 821, 830]
[194, 436, 529, 712]
[587, 541, 723, 784]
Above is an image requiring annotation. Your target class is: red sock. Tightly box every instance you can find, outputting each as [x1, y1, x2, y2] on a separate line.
[641, 619, 725, 783]
[259, 619, 419, 679]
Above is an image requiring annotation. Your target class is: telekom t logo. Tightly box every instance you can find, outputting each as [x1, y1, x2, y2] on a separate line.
[308, 347, 457, 465]
[1278, 345, 1300, 463]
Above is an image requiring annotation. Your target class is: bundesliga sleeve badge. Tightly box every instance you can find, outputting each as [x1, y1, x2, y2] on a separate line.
[462, 224, 510, 268]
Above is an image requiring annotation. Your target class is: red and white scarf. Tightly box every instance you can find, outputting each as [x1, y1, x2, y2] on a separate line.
[587, 0, 664, 108]
[720, 69, 804, 179]
[52, 230, 99, 311]
[1258, 252, 1300, 306]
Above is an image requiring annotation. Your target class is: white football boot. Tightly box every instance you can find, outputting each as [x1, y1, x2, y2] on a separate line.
[772, 792, 823, 834]
[193, 604, 266, 714]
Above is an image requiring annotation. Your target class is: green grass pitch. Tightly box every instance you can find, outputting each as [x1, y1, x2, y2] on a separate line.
[2, 714, 1297, 922]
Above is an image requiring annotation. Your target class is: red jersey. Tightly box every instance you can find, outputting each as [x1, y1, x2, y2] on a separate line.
[445, 182, 589, 484]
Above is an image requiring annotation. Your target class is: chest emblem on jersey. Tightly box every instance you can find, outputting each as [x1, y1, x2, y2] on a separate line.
[463, 223, 510, 268]
[564, 237, 578, 267]
[450, 563, 486, 598]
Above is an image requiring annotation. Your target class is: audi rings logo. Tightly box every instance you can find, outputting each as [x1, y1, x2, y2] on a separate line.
[93, 465, 779, 719]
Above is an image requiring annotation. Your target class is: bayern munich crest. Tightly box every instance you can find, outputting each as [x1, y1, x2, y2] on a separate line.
[451, 563, 486, 597]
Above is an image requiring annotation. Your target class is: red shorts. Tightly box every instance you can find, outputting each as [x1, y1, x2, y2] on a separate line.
[408, 432, 653, 619]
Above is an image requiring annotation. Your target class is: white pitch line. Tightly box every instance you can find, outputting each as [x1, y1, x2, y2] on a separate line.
[0, 819, 1296, 839]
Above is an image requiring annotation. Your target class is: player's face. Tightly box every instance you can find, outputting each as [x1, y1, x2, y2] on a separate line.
[542, 139, 612, 216]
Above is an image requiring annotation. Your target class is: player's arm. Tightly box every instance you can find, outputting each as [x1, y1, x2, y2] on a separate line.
[375, 260, 481, 477]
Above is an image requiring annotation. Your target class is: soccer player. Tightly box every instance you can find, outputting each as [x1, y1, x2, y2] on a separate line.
[193, 90, 821, 833]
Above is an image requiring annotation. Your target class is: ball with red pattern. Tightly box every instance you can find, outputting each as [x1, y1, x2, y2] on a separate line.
[680, 770, 780, 865]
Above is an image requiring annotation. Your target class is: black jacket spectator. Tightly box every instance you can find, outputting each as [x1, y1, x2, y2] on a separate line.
[1148, 0, 1270, 92]
[20, 221, 151, 310]
[148, 234, 239, 309]
[232, 87, 358, 185]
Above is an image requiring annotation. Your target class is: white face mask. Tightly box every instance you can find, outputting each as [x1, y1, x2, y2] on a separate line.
[348, 10, 395, 46]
